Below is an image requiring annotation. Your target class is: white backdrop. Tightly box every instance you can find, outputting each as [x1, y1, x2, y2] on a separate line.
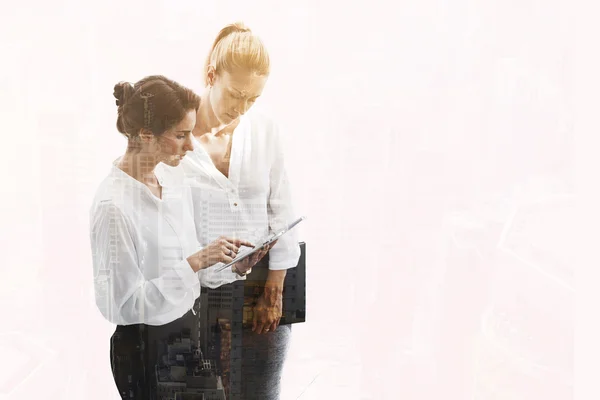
[0, 0, 588, 399]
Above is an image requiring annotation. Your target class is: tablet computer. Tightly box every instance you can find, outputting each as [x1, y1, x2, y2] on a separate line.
[215, 216, 306, 272]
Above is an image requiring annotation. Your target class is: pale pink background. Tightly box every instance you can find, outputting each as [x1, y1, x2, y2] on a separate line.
[0, 1, 585, 399]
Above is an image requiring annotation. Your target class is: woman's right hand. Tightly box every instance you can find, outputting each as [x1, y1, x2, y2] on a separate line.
[188, 236, 254, 272]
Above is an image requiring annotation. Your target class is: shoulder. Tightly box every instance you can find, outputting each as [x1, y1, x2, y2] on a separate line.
[90, 174, 131, 225]
[245, 108, 279, 135]
[244, 109, 283, 156]
[91, 175, 119, 208]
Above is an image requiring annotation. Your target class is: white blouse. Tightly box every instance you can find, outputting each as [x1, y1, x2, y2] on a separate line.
[178, 109, 301, 284]
[89, 161, 241, 326]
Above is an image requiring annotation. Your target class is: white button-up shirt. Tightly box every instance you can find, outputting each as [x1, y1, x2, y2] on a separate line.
[179, 109, 301, 284]
[89, 161, 241, 326]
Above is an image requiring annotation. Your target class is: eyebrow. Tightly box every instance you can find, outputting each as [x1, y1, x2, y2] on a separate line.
[231, 88, 260, 98]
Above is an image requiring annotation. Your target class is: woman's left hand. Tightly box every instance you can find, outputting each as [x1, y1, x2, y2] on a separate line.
[233, 240, 278, 275]
[252, 283, 283, 334]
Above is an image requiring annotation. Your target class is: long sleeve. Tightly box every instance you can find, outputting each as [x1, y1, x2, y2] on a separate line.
[267, 124, 301, 270]
[90, 202, 199, 326]
[197, 263, 246, 289]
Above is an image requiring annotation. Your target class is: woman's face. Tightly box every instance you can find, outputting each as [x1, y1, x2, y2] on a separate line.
[208, 69, 268, 124]
[154, 109, 196, 167]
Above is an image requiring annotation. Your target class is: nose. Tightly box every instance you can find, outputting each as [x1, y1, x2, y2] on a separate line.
[183, 136, 194, 152]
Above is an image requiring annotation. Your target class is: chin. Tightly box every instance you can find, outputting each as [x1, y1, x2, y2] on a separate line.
[220, 113, 236, 124]
[163, 157, 182, 167]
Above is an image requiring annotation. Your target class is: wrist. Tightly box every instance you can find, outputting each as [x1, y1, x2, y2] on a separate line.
[261, 284, 283, 305]
[187, 253, 204, 272]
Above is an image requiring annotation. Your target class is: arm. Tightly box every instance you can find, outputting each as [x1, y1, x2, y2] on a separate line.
[252, 122, 301, 334]
[267, 123, 301, 272]
[90, 202, 199, 325]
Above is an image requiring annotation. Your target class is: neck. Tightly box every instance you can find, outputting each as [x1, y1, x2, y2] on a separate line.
[118, 148, 160, 186]
[196, 88, 235, 138]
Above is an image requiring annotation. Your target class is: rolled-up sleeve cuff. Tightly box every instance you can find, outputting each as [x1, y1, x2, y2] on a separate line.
[268, 262, 296, 271]
[223, 268, 247, 283]
[199, 265, 247, 288]
[175, 259, 200, 289]
[268, 249, 301, 270]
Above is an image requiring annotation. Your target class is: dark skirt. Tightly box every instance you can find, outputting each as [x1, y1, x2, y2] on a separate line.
[236, 324, 292, 400]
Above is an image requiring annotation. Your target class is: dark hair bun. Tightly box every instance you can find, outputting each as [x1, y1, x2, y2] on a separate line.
[113, 82, 134, 106]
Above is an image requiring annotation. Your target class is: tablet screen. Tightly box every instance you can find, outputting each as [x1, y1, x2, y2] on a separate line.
[215, 216, 305, 271]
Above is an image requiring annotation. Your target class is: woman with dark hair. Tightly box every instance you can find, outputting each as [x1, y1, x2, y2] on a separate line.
[90, 75, 263, 398]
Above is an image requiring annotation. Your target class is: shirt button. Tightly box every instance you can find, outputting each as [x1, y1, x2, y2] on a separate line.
[233, 202, 238, 207]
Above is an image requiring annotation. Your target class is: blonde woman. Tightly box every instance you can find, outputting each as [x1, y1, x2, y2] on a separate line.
[179, 23, 301, 399]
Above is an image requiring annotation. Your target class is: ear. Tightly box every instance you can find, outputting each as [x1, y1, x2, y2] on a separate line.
[207, 65, 216, 87]
[138, 128, 155, 143]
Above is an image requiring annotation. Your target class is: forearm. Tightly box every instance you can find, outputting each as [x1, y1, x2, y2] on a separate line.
[263, 269, 286, 302]
[267, 268, 286, 285]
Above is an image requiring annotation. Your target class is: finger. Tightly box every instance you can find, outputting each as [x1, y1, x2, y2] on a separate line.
[255, 322, 265, 335]
[230, 238, 254, 248]
[224, 243, 239, 256]
[252, 252, 265, 267]
[224, 241, 239, 253]
[259, 249, 268, 260]
[219, 237, 239, 252]
[221, 244, 238, 259]
[252, 313, 257, 332]
[269, 320, 277, 332]
[263, 320, 275, 334]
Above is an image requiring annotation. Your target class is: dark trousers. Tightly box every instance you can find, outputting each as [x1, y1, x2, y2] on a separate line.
[109, 309, 292, 400]
[110, 323, 151, 399]
[109, 307, 197, 400]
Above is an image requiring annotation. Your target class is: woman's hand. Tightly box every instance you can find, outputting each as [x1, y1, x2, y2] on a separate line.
[187, 236, 254, 272]
[252, 285, 283, 334]
[233, 240, 278, 275]
[252, 268, 286, 334]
